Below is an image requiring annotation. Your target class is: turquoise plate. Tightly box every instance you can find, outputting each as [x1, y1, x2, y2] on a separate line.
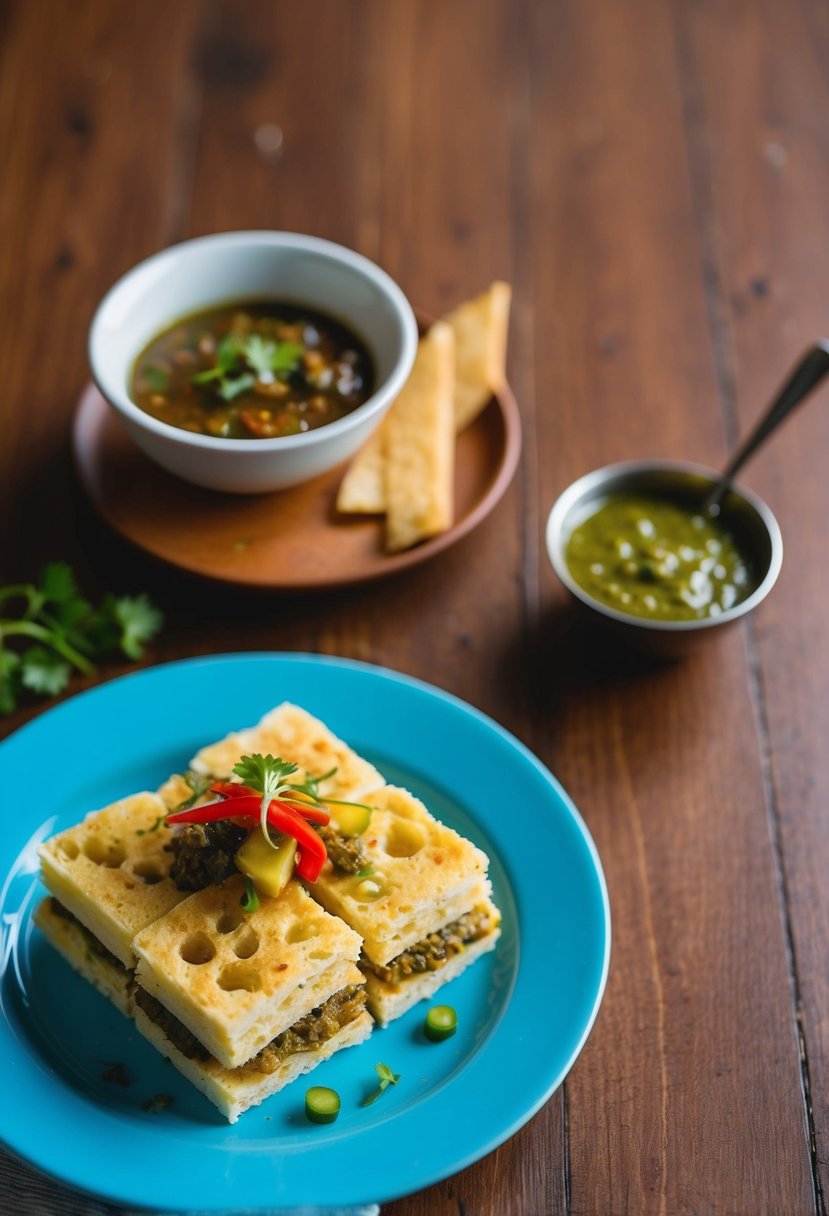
[0, 654, 610, 1211]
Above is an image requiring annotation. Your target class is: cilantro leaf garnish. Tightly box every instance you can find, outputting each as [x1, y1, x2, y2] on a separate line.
[175, 771, 217, 811]
[216, 332, 241, 371]
[240, 335, 304, 380]
[113, 595, 164, 660]
[20, 646, 72, 696]
[234, 753, 299, 793]
[360, 1062, 401, 1107]
[240, 334, 277, 379]
[218, 372, 257, 402]
[0, 564, 163, 714]
[190, 331, 245, 396]
[40, 562, 78, 605]
[0, 648, 21, 715]
[190, 329, 304, 402]
[233, 753, 299, 845]
[287, 766, 338, 803]
[144, 365, 169, 394]
[269, 340, 305, 376]
[91, 594, 164, 661]
[138, 771, 224, 836]
[189, 365, 224, 386]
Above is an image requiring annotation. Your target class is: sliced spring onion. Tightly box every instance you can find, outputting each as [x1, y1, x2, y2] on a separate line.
[424, 1005, 457, 1042]
[240, 876, 260, 913]
[305, 1085, 341, 1124]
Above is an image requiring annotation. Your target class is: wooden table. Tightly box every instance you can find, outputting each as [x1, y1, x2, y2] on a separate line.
[2, 2, 828, 1213]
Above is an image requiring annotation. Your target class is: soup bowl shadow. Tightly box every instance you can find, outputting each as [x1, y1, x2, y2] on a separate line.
[88, 231, 418, 494]
[545, 460, 783, 659]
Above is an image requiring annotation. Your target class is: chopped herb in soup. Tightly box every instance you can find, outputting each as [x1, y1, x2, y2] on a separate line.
[131, 302, 374, 439]
[565, 493, 756, 621]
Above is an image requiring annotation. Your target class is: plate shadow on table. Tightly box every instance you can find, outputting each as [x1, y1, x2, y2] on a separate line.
[490, 594, 716, 777]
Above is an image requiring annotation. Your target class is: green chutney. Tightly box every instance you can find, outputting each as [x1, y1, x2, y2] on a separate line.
[565, 494, 755, 621]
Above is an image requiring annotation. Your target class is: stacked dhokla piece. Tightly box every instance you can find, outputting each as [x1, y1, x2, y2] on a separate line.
[36, 701, 500, 1119]
[192, 703, 501, 1025]
[131, 876, 370, 1121]
[36, 769, 372, 1121]
[37, 791, 184, 1016]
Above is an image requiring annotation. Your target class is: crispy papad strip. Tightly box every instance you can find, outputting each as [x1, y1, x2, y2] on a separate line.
[384, 320, 455, 552]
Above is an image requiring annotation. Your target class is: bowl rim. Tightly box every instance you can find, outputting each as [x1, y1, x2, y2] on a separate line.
[87, 230, 419, 453]
[545, 458, 784, 632]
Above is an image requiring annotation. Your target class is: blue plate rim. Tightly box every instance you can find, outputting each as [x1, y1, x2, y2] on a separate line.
[0, 652, 611, 1210]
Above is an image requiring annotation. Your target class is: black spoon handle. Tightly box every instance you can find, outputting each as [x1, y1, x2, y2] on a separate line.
[707, 339, 829, 510]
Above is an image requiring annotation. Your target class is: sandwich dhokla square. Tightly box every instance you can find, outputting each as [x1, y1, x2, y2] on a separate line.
[309, 784, 501, 1025]
[33, 895, 134, 1016]
[190, 702, 385, 802]
[133, 876, 365, 1070]
[132, 874, 373, 1121]
[38, 791, 184, 969]
[36, 699, 501, 1118]
[184, 703, 501, 1024]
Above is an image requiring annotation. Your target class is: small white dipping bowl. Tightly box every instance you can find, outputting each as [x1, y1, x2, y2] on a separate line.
[88, 231, 418, 493]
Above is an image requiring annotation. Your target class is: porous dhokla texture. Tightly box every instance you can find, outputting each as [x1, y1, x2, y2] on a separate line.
[38, 792, 184, 967]
[133, 874, 364, 1070]
[190, 702, 386, 801]
[134, 1002, 373, 1124]
[307, 784, 493, 967]
[33, 897, 134, 1017]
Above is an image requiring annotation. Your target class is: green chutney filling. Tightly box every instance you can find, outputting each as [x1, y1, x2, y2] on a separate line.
[49, 898, 130, 977]
[166, 820, 249, 891]
[565, 493, 756, 621]
[318, 825, 368, 875]
[134, 984, 365, 1075]
[363, 905, 494, 985]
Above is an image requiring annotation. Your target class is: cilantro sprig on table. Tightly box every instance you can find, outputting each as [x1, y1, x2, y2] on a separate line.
[0, 562, 163, 714]
[190, 333, 305, 402]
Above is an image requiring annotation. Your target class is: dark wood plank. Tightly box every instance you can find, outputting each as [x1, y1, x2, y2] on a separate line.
[526, 1, 815, 1212]
[676, 0, 829, 1207]
[180, 0, 536, 740]
[0, 0, 205, 738]
[0, 1, 824, 1214]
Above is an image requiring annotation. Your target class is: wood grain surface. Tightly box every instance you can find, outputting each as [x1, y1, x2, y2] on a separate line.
[1, 2, 827, 1214]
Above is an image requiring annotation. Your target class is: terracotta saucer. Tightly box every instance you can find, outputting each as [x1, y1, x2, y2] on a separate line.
[72, 382, 521, 591]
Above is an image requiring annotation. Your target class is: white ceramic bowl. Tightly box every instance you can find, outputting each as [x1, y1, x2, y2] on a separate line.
[88, 231, 418, 493]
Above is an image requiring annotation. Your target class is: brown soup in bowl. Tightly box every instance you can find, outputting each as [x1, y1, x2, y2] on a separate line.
[131, 302, 374, 440]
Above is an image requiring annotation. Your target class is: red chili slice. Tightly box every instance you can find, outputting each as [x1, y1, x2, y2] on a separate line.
[210, 781, 258, 800]
[280, 797, 331, 826]
[267, 801, 328, 882]
[167, 795, 261, 825]
[166, 793, 329, 882]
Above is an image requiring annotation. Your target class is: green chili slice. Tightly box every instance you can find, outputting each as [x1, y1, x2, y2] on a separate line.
[424, 1005, 458, 1042]
[305, 1085, 341, 1124]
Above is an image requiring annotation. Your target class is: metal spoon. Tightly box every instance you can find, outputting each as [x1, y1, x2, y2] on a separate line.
[705, 340, 829, 512]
